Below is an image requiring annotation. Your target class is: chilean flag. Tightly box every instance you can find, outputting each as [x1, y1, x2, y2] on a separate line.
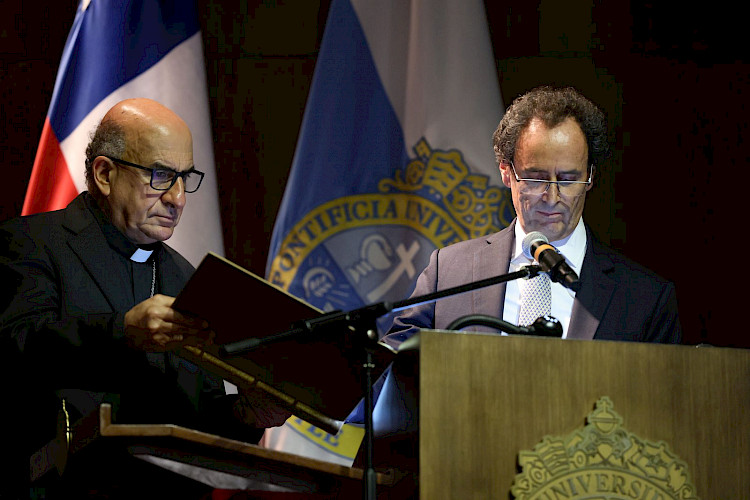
[24, 0, 223, 266]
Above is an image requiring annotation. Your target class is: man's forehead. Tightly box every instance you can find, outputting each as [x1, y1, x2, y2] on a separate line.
[123, 128, 193, 170]
[520, 163, 586, 172]
[150, 158, 196, 172]
[516, 118, 587, 159]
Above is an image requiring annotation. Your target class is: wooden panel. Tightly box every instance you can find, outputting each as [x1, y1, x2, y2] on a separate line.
[32, 403, 399, 496]
[419, 331, 750, 499]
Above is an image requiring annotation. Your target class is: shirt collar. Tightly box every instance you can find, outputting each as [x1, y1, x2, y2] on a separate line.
[511, 218, 587, 272]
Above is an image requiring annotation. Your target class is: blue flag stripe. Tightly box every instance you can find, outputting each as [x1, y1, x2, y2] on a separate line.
[49, 0, 200, 141]
[268, 0, 408, 270]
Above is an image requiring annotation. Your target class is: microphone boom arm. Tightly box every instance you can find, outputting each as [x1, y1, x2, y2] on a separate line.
[219, 265, 543, 356]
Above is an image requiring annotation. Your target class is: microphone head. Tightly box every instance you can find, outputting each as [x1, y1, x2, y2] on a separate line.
[522, 231, 549, 260]
[530, 315, 563, 337]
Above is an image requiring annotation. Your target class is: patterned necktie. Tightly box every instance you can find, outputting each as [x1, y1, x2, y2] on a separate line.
[518, 271, 551, 326]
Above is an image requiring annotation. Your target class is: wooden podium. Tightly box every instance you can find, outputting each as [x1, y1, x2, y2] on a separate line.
[31, 403, 401, 498]
[30, 331, 750, 498]
[417, 330, 750, 499]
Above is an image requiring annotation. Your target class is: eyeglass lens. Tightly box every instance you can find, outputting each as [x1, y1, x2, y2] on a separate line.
[519, 180, 586, 196]
[151, 169, 202, 192]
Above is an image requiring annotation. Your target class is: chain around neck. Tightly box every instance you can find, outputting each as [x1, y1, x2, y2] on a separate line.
[150, 259, 156, 298]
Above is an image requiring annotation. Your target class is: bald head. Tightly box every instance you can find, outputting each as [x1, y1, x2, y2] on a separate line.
[85, 98, 193, 194]
[84, 98, 196, 244]
[104, 98, 192, 156]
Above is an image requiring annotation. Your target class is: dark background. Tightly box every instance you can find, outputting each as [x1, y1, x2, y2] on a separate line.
[2, 1, 747, 348]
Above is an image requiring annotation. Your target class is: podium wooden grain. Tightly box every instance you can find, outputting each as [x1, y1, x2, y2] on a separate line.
[418, 330, 750, 499]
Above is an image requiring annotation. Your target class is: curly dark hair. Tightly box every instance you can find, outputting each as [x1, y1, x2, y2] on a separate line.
[83, 119, 127, 200]
[492, 86, 610, 168]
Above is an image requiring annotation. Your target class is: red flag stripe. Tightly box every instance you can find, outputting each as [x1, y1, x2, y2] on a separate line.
[22, 118, 77, 215]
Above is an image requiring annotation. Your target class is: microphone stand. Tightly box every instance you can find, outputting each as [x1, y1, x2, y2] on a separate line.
[218, 264, 543, 500]
[220, 265, 543, 356]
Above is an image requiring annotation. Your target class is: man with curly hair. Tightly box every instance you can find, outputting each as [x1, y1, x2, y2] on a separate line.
[385, 86, 681, 345]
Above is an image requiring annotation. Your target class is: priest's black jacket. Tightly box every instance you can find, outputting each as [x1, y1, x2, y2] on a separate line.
[0, 193, 263, 493]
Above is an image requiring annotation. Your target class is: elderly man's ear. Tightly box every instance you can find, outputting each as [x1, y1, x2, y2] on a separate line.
[92, 156, 115, 196]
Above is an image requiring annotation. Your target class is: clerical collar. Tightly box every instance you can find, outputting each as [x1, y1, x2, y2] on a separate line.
[130, 248, 154, 263]
[84, 192, 161, 262]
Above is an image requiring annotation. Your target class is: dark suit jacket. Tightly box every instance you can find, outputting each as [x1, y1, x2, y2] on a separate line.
[0, 193, 261, 490]
[385, 220, 682, 346]
[365, 221, 682, 480]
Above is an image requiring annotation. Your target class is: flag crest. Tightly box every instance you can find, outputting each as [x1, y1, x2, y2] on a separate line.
[268, 137, 513, 311]
[267, 0, 510, 314]
[264, 0, 508, 465]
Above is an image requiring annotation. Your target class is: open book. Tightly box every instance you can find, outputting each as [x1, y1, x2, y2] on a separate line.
[172, 252, 396, 435]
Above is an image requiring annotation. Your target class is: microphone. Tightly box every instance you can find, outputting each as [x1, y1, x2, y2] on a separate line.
[445, 313, 563, 337]
[522, 231, 580, 292]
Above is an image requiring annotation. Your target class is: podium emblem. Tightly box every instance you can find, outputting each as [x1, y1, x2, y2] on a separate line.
[511, 397, 699, 500]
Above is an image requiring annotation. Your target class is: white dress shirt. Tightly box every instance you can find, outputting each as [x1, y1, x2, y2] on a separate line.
[502, 218, 587, 338]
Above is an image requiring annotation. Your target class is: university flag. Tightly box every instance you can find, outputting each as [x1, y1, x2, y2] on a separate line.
[23, 0, 223, 266]
[263, 0, 511, 465]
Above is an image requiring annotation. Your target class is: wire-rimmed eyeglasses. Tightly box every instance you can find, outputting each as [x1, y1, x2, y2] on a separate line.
[510, 161, 593, 197]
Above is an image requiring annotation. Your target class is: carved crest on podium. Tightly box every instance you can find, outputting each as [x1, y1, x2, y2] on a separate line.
[511, 397, 699, 500]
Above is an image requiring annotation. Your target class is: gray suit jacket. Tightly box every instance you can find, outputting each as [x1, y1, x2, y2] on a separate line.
[385, 220, 681, 346]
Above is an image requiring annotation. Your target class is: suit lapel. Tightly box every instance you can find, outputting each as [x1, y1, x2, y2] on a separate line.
[63, 196, 133, 314]
[567, 232, 616, 340]
[472, 222, 515, 318]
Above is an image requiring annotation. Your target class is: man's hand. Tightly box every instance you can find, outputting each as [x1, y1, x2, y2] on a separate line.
[234, 386, 293, 429]
[123, 294, 213, 351]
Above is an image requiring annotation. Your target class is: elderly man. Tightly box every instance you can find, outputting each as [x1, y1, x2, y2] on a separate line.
[0, 98, 288, 495]
[385, 85, 681, 347]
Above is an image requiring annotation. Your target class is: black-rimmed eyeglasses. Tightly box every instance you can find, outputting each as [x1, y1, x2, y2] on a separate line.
[103, 156, 204, 193]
